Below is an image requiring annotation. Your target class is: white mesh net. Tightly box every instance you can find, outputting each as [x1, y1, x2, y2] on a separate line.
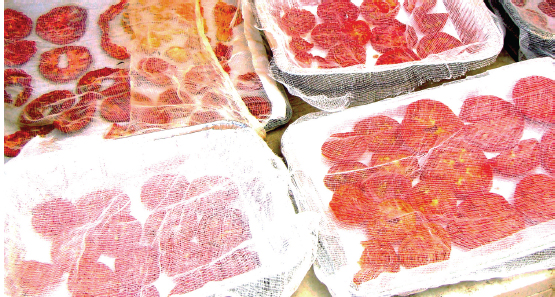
[4, 0, 291, 161]
[252, 0, 505, 111]
[499, 0, 555, 60]
[4, 127, 318, 297]
[281, 57, 555, 296]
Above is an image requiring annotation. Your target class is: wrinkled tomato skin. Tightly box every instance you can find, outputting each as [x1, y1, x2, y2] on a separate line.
[489, 139, 540, 176]
[514, 174, 555, 224]
[458, 114, 525, 152]
[310, 22, 349, 49]
[512, 76, 555, 124]
[413, 9, 448, 35]
[459, 95, 518, 123]
[4, 9, 33, 41]
[409, 181, 457, 223]
[323, 161, 373, 191]
[329, 184, 379, 225]
[279, 8, 316, 36]
[353, 241, 399, 285]
[353, 115, 400, 152]
[328, 42, 367, 67]
[370, 20, 415, 54]
[360, 0, 401, 25]
[321, 134, 368, 162]
[360, 172, 413, 203]
[4, 40, 37, 66]
[397, 227, 451, 269]
[369, 148, 420, 178]
[375, 48, 420, 65]
[36, 5, 88, 45]
[416, 32, 463, 58]
[540, 128, 555, 175]
[317, 1, 359, 24]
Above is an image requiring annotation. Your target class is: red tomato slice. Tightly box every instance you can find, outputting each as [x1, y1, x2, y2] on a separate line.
[14, 261, 64, 296]
[4, 130, 33, 157]
[323, 161, 373, 191]
[538, 1, 555, 17]
[409, 181, 457, 223]
[514, 174, 555, 224]
[197, 208, 251, 257]
[289, 36, 314, 55]
[541, 127, 555, 175]
[413, 8, 449, 35]
[511, 0, 526, 6]
[370, 20, 415, 53]
[4, 40, 37, 67]
[459, 95, 518, 123]
[75, 189, 130, 223]
[36, 5, 87, 45]
[360, 172, 414, 203]
[397, 222, 451, 268]
[398, 99, 464, 154]
[343, 20, 372, 46]
[4, 9, 33, 41]
[448, 213, 525, 249]
[328, 41, 367, 67]
[321, 134, 368, 162]
[114, 245, 160, 288]
[68, 257, 121, 296]
[317, 1, 359, 24]
[353, 241, 399, 284]
[416, 32, 463, 58]
[421, 144, 493, 198]
[31, 197, 84, 239]
[457, 192, 516, 218]
[279, 8, 316, 36]
[375, 47, 420, 65]
[489, 139, 540, 176]
[367, 199, 420, 245]
[512, 75, 555, 124]
[360, 0, 401, 25]
[369, 148, 420, 178]
[329, 184, 379, 225]
[140, 174, 190, 211]
[310, 22, 349, 49]
[457, 112, 525, 152]
[353, 115, 400, 152]
[404, 0, 437, 13]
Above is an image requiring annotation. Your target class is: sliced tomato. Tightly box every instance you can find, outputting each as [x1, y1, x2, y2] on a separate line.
[328, 41, 367, 67]
[370, 20, 415, 53]
[343, 20, 372, 46]
[329, 183, 379, 225]
[140, 174, 190, 211]
[404, 0, 437, 13]
[540, 127, 555, 175]
[323, 161, 373, 191]
[14, 261, 64, 296]
[321, 133, 368, 162]
[360, 172, 414, 203]
[31, 197, 84, 239]
[397, 222, 451, 268]
[490, 139, 540, 176]
[375, 47, 420, 65]
[457, 112, 525, 152]
[538, 1, 555, 17]
[310, 22, 349, 49]
[353, 241, 399, 284]
[68, 257, 121, 296]
[369, 148, 420, 178]
[4, 9, 33, 41]
[279, 8, 316, 36]
[413, 8, 449, 35]
[416, 32, 463, 58]
[353, 115, 400, 152]
[512, 76, 555, 124]
[317, 1, 359, 24]
[514, 174, 555, 224]
[289, 36, 314, 55]
[4, 40, 37, 66]
[360, 0, 401, 25]
[459, 95, 518, 123]
[114, 245, 160, 288]
[367, 199, 420, 245]
[409, 181, 457, 223]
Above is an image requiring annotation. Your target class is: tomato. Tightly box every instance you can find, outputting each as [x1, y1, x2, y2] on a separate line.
[329, 184, 379, 225]
[39, 46, 93, 83]
[4, 131, 33, 157]
[538, 1, 555, 17]
[183, 65, 221, 95]
[323, 161, 373, 191]
[4, 68, 32, 107]
[137, 57, 176, 86]
[490, 139, 540, 176]
[413, 8, 448, 35]
[75, 189, 130, 223]
[511, 0, 526, 6]
[397, 99, 464, 154]
[459, 95, 518, 123]
[375, 47, 420, 65]
[512, 76, 555, 124]
[370, 20, 417, 53]
[114, 245, 160, 288]
[36, 6, 87, 45]
[185, 175, 239, 209]
[514, 174, 555, 224]
[14, 261, 64, 296]
[416, 32, 463, 58]
[214, 2, 243, 42]
[360, 172, 413, 203]
[140, 174, 190, 211]
[4, 9, 32, 41]
[77, 68, 130, 97]
[458, 192, 516, 218]
[197, 208, 251, 257]
[236, 72, 264, 91]
[353, 115, 400, 152]
[404, 0, 437, 13]
[68, 257, 121, 296]
[54, 92, 100, 133]
[317, 1, 359, 24]
[369, 148, 420, 178]
[397, 222, 451, 268]
[321, 133, 368, 162]
[310, 22, 349, 49]
[19, 90, 76, 126]
[328, 41, 367, 67]
[360, 0, 400, 25]
[140, 285, 160, 297]
[409, 181, 457, 223]
[343, 20, 372, 46]
[541, 127, 555, 175]
[289, 36, 314, 56]
[458, 112, 525, 152]
[87, 213, 143, 258]
[189, 110, 225, 125]
[4, 40, 36, 66]
[98, 0, 130, 60]
[241, 96, 271, 119]
[367, 199, 420, 245]
[421, 144, 493, 198]
[31, 197, 84, 238]
[279, 8, 316, 36]
[353, 241, 399, 284]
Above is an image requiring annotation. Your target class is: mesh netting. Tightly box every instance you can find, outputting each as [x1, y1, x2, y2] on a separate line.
[4, 0, 291, 161]
[281, 57, 555, 296]
[498, 0, 555, 60]
[4, 127, 318, 297]
[252, 0, 505, 111]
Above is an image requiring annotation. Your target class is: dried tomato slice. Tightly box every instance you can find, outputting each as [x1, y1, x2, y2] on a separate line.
[317, 1, 359, 24]
[4, 40, 36, 66]
[140, 174, 190, 211]
[36, 5, 87, 45]
[397, 99, 464, 153]
[39, 46, 93, 83]
[54, 92, 100, 133]
[88, 213, 143, 257]
[68, 257, 121, 296]
[409, 181, 457, 223]
[369, 148, 420, 178]
[197, 208, 251, 257]
[457, 112, 525, 152]
[459, 95, 517, 123]
[367, 199, 420, 245]
[4, 9, 32, 41]
[360, 172, 414, 203]
[14, 260, 64, 296]
[353, 115, 400, 152]
[323, 161, 373, 191]
[370, 20, 417, 54]
[514, 174, 555, 224]
[185, 175, 239, 208]
[375, 47, 420, 65]
[137, 57, 176, 86]
[237, 72, 264, 91]
[99, 0, 130, 60]
[74, 189, 130, 223]
[416, 32, 463, 59]
[31, 197, 84, 239]
[329, 183, 379, 225]
[321, 133, 368, 162]
[279, 8, 316, 37]
[289, 36, 314, 55]
[77, 67, 130, 97]
[101, 95, 130, 122]
[114, 245, 160, 289]
[242, 96, 271, 119]
[310, 22, 349, 49]
[538, 1, 555, 17]
[328, 41, 367, 67]
[353, 241, 399, 284]
[512, 75, 555, 124]
[19, 90, 76, 126]
[541, 127, 555, 175]
[183, 64, 221, 95]
[4, 68, 32, 107]
[511, 0, 526, 6]
[189, 110, 226, 125]
[404, 0, 437, 13]
[397, 222, 451, 268]
[343, 20, 373, 46]
[421, 144, 493, 198]
[214, 2, 243, 41]
[360, 0, 401, 25]
[490, 139, 541, 176]
[413, 8, 449, 35]
[4, 131, 32, 157]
